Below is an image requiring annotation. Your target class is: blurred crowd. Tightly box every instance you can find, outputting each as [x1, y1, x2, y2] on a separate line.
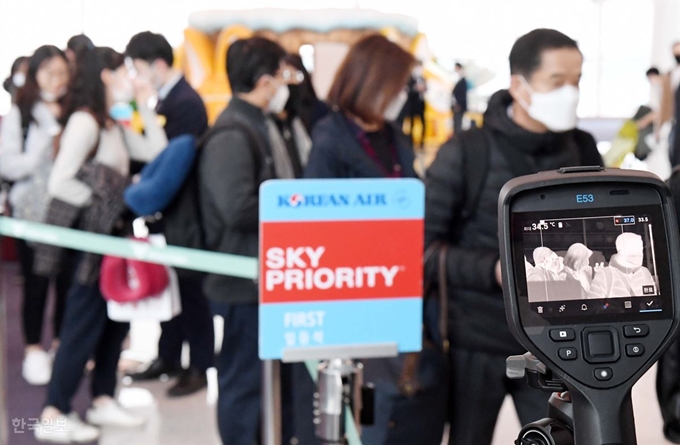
[1, 26, 680, 445]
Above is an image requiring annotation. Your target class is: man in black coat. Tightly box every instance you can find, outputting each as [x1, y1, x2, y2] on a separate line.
[124, 31, 214, 399]
[425, 29, 603, 445]
[199, 37, 297, 445]
[452, 62, 468, 134]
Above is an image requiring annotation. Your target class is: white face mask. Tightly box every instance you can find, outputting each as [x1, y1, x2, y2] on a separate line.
[111, 77, 135, 104]
[40, 88, 66, 103]
[268, 83, 290, 114]
[519, 76, 580, 132]
[383, 90, 408, 121]
[12, 73, 26, 88]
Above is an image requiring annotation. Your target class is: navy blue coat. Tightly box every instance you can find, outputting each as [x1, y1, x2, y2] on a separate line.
[156, 76, 208, 139]
[298, 112, 448, 445]
[304, 111, 417, 179]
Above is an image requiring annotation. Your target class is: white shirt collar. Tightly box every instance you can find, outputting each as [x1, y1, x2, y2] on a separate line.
[158, 72, 183, 101]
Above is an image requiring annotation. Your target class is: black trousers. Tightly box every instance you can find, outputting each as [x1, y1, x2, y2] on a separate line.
[16, 239, 75, 345]
[453, 111, 464, 135]
[158, 274, 215, 371]
[46, 279, 129, 413]
[211, 302, 294, 445]
[447, 348, 550, 445]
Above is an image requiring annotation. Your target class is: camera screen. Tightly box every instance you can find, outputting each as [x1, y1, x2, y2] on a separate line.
[512, 205, 671, 325]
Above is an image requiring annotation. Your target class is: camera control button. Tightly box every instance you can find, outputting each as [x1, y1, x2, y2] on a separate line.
[594, 368, 613, 381]
[626, 344, 645, 357]
[550, 329, 576, 342]
[624, 325, 649, 338]
[558, 348, 578, 361]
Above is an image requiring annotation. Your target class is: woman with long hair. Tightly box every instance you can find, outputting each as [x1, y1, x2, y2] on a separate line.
[35, 46, 167, 443]
[302, 35, 448, 445]
[0, 45, 71, 386]
[304, 34, 416, 179]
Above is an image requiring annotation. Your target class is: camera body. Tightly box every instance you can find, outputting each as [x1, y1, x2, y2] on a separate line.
[498, 167, 680, 445]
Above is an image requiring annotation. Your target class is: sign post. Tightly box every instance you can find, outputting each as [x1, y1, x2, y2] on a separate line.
[259, 178, 425, 443]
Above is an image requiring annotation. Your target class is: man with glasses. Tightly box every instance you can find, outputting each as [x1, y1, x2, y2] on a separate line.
[124, 31, 213, 399]
[198, 37, 299, 444]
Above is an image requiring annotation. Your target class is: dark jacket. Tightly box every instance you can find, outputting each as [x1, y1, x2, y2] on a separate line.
[657, 167, 680, 442]
[425, 89, 603, 355]
[156, 76, 208, 140]
[154, 77, 208, 278]
[304, 111, 417, 179]
[453, 77, 468, 113]
[199, 97, 275, 304]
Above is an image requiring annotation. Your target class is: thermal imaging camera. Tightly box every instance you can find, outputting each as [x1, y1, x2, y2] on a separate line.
[499, 167, 680, 445]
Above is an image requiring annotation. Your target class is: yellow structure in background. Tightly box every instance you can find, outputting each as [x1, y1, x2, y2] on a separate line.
[176, 9, 454, 146]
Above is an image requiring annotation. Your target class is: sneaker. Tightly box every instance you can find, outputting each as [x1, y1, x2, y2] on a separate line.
[23, 349, 52, 386]
[34, 412, 100, 444]
[86, 399, 145, 428]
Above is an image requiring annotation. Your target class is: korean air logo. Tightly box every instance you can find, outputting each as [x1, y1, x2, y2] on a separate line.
[289, 194, 305, 207]
[278, 193, 387, 208]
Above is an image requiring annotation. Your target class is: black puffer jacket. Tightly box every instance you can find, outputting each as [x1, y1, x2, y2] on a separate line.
[424, 89, 603, 355]
[656, 167, 680, 443]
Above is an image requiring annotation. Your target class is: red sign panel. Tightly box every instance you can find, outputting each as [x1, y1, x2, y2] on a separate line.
[260, 219, 423, 304]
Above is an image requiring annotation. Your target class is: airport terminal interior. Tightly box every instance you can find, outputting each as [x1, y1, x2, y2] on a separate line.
[2, 0, 680, 444]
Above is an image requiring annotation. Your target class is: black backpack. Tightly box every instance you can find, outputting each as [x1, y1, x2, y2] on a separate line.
[160, 117, 270, 280]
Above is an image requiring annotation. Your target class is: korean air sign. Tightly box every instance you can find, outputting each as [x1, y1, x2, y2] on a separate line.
[278, 193, 388, 208]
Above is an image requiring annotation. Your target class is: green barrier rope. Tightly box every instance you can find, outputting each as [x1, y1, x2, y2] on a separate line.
[0, 216, 363, 445]
[0, 217, 257, 279]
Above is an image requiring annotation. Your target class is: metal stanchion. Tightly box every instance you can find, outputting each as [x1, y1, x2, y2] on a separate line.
[0, 268, 6, 445]
[0, 185, 9, 445]
[262, 360, 282, 445]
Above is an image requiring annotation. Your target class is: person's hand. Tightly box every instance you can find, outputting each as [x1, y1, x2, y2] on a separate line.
[495, 260, 503, 287]
[132, 76, 156, 108]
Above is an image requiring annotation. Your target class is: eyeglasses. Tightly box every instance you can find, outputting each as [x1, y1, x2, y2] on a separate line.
[282, 69, 304, 85]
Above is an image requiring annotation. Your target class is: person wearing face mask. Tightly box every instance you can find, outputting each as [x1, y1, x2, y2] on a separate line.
[265, 57, 313, 180]
[304, 34, 416, 180]
[527, 247, 566, 282]
[0, 45, 73, 387]
[424, 29, 603, 445]
[281, 53, 330, 134]
[563, 243, 596, 296]
[302, 35, 445, 445]
[33, 47, 167, 443]
[198, 37, 297, 445]
[588, 233, 654, 299]
[124, 31, 214, 399]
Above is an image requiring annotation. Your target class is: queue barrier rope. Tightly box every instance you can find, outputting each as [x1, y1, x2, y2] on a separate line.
[0, 216, 362, 445]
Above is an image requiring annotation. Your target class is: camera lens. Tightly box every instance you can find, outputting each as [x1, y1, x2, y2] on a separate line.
[517, 419, 573, 445]
[519, 429, 552, 445]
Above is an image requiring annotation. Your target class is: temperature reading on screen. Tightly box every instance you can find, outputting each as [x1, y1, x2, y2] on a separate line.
[638, 216, 649, 223]
[614, 216, 636, 226]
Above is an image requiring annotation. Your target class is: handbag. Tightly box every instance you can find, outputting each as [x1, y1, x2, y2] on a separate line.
[104, 230, 181, 322]
[99, 238, 169, 303]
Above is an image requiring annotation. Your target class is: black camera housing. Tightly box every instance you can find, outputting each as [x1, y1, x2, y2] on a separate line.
[499, 168, 680, 445]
